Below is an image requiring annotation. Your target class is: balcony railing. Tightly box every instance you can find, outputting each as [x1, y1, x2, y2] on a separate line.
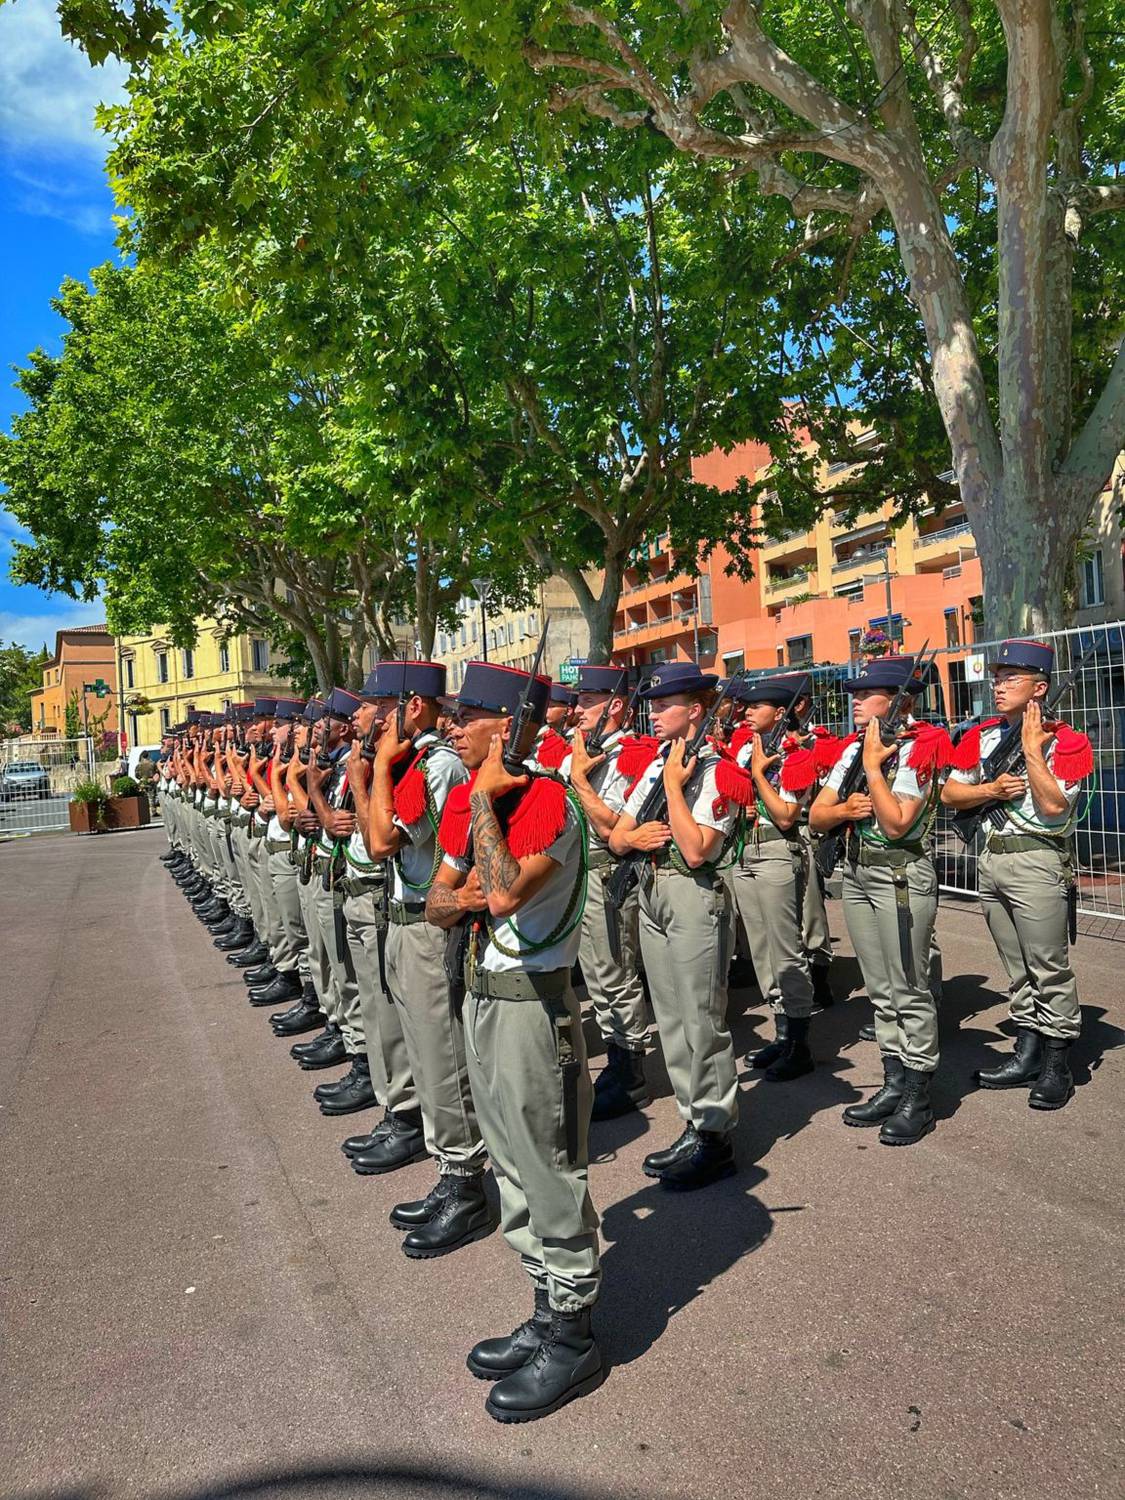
[766, 567, 814, 592]
[915, 519, 973, 548]
[832, 540, 890, 572]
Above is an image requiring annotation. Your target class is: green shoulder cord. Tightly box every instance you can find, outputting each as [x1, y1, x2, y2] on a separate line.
[859, 756, 940, 849]
[394, 752, 445, 894]
[1002, 771, 1099, 841]
[486, 791, 590, 958]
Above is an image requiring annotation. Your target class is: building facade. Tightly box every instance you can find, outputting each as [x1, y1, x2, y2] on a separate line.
[29, 626, 120, 741]
[436, 576, 594, 691]
[116, 622, 293, 746]
[611, 439, 1124, 677]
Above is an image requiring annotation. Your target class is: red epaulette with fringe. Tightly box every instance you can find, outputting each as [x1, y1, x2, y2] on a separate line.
[615, 735, 661, 796]
[780, 732, 819, 794]
[535, 730, 570, 770]
[392, 746, 430, 828]
[900, 722, 954, 775]
[712, 744, 755, 807]
[811, 726, 842, 775]
[437, 773, 571, 861]
[727, 724, 755, 760]
[948, 717, 1003, 772]
[1051, 724, 1094, 781]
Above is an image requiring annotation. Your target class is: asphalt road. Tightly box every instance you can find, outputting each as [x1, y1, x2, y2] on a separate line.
[3, 828, 1124, 1500]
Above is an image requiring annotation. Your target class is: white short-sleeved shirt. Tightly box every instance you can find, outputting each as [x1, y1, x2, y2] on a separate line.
[443, 798, 584, 973]
[825, 741, 930, 843]
[392, 734, 468, 900]
[947, 724, 1081, 834]
[560, 730, 632, 851]
[734, 737, 801, 812]
[316, 751, 351, 856]
[623, 747, 737, 838]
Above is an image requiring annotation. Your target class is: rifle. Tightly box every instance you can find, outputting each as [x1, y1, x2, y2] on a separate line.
[501, 620, 551, 774]
[604, 671, 746, 959]
[816, 642, 935, 879]
[314, 700, 335, 771]
[284, 717, 295, 761]
[584, 668, 629, 759]
[395, 649, 410, 744]
[760, 674, 812, 763]
[950, 639, 1099, 846]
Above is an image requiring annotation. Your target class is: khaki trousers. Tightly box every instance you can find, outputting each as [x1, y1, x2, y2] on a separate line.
[311, 872, 365, 1052]
[247, 832, 283, 955]
[297, 868, 341, 1024]
[578, 867, 649, 1051]
[731, 837, 814, 1020]
[385, 918, 485, 1174]
[464, 978, 600, 1311]
[342, 891, 417, 1113]
[267, 848, 310, 979]
[638, 868, 738, 1135]
[842, 854, 939, 1071]
[230, 823, 265, 935]
[978, 844, 1080, 1041]
[799, 823, 833, 969]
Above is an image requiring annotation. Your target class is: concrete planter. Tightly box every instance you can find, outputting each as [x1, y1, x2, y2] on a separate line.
[105, 795, 151, 830]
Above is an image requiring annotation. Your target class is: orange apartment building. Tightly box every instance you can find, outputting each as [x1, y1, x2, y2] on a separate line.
[28, 626, 121, 740]
[612, 436, 985, 676]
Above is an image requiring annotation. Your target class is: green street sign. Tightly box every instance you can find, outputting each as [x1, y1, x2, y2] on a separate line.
[83, 678, 111, 699]
[558, 660, 581, 684]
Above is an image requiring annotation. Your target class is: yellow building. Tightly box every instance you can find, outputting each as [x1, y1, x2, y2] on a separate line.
[116, 621, 294, 746]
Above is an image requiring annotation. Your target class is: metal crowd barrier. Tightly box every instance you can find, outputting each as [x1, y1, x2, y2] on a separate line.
[0, 736, 97, 838]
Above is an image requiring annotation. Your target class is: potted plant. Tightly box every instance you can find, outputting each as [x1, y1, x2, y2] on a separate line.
[69, 779, 109, 834]
[106, 775, 151, 830]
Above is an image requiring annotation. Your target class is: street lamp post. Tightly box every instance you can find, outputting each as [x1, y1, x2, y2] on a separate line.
[862, 548, 898, 644]
[471, 577, 493, 662]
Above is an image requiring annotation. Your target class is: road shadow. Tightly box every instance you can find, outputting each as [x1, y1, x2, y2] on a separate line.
[7, 1460, 677, 1500]
[597, 1168, 773, 1368]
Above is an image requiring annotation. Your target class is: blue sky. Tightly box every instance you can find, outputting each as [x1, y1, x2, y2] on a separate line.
[0, 0, 128, 652]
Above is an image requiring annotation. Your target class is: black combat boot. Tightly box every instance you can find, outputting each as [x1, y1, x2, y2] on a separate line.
[215, 919, 256, 951]
[858, 1023, 877, 1042]
[656, 1130, 736, 1190]
[390, 1175, 451, 1230]
[318, 1054, 377, 1115]
[290, 1023, 338, 1060]
[467, 1288, 552, 1380]
[342, 1111, 395, 1158]
[879, 1067, 936, 1146]
[1029, 1040, 1074, 1110]
[296, 1027, 348, 1071]
[248, 972, 303, 1006]
[401, 1174, 495, 1258]
[764, 1015, 814, 1082]
[194, 897, 227, 920]
[176, 870, 204, 889]
[243, 964, 279, 987]
[747, 1013, 788, 1070]
[272, 985, 324, 1036]
[229, 942, 271, 967]
[484, 1307, 605, 1423]
[207, 911, 242, 936]
[642, 1124, 699, 1178]
[591, 1043, 649, 1121]
[975, 1029, 1044, 1089]
[843, 1054, 906, 1126]
[811, 965, 834, 1007]
[350, 1110, 427, 1175]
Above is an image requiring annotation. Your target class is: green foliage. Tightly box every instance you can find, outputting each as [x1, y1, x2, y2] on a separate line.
[111, 775, 141, 796]
[64, 689, 82, 739]
[0, 642, 48, 733]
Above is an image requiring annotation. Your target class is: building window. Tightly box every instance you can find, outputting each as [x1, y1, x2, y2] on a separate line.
[777, 646, 785, 667]
[160, 707, 171, 733]
[124, 656, 135, 689]
[181, 648, 194, 679]
[219, 642, 230, 673]
[471, 618, 478, 644]
[723, 653, 745, 677]
[944, 608, 960, 647]
[1080, 549, 1105, 609]
[489, 629, 497, 650]
[251, 638, 269, 672]
[787, 635, 813, 667]
[460, 623, 467, 647]
[848, 628, 863, 661]
[507, 622, 516, 645]
[528, 612, 537, 634]
[156, 650, 169, 684]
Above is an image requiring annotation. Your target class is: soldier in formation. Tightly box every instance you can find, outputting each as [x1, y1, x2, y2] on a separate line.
[154, 633, 1094, 1421]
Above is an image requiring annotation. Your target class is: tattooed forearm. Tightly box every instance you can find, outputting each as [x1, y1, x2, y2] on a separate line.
[426, 881, 463, 928]
[470, 791, 521, 896]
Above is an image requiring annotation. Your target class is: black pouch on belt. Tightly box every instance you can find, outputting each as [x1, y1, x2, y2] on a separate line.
[547, 999, 581, 1165]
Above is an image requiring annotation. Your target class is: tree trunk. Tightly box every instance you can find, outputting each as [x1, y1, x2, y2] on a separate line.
[415, 534, 439, 659]
[972, 475, 1084, 638]
[553, 554, 623, 663]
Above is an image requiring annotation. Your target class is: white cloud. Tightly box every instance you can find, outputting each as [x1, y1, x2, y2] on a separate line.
[0, 0, 129, 154]
[4, 157, 116, 235]
[0, 598, 108, 652]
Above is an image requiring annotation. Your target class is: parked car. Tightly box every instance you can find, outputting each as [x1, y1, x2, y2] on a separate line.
[0, 761, 51, 800]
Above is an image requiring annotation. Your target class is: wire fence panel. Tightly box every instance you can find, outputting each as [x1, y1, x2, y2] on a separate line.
[0, 737, 96, 837]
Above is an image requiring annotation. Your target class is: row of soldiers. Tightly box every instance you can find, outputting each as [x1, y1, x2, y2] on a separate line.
[155, 637, 1092, 1422]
